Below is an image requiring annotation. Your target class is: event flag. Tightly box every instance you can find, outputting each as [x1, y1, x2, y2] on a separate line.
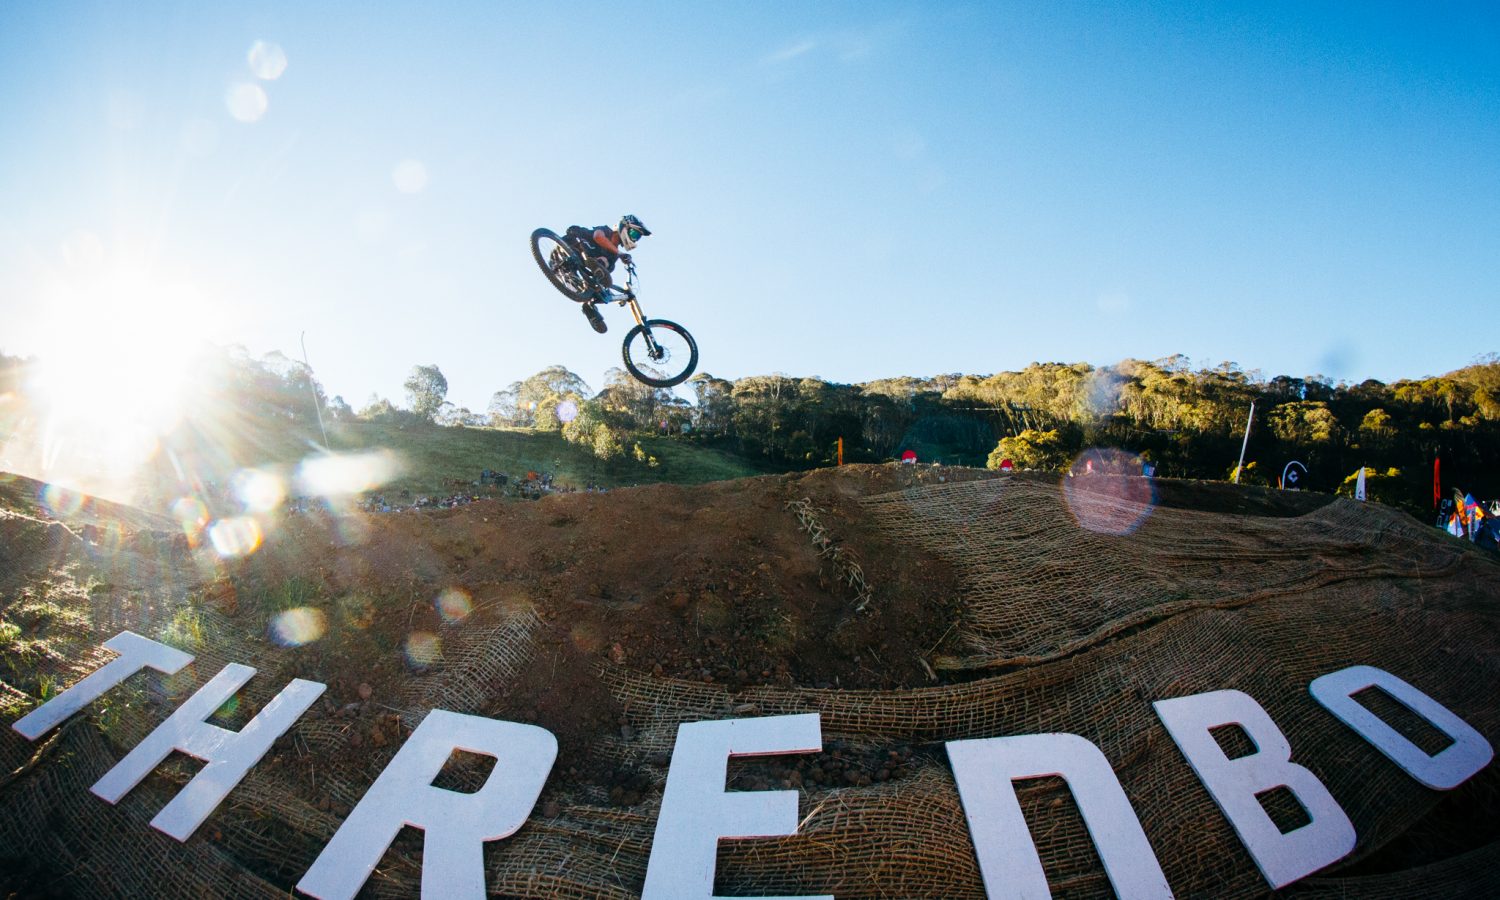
[1450, 489, 1471, 537]
[1355, 468, 1367, 501]
[1434, 457, 1441, 508]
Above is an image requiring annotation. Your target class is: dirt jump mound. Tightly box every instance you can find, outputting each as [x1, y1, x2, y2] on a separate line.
[1, 465, 1497, 897]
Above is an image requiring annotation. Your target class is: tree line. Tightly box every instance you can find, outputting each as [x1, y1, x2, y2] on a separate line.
[479, 354, 1499, 515]
[2, 347, 1495, 517]
[430, 354, 1493, 515]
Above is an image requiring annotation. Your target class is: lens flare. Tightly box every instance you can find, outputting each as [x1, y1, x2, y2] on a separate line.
[332, 510, 371, 546]
[297, 450, 398, 497]
[338, 594, 375, 630]
[404, 632, 442, 668]
[248, 40, 288, 80]
[226, 82, 268, 122]
[162, 668, 196, 699]
[208, 516, 263, 557]
[39, 483, 85, 518]
[214, 695, 241, 719]
[556, 400, 578, 423]
[171, 496, 210, 541]
[435, 587, 473, 624]
[392, 159, 428, 193]
[1062, 448, 1157, 536]
[234, 468, 285, 513]
[270, 607, 327, 647]
[89, 521, 127, 553]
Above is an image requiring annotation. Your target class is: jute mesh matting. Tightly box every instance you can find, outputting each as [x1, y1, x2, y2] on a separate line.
[2, 475, 1497, 897]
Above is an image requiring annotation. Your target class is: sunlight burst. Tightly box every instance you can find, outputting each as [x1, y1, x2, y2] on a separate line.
[26, 260, 222, 495]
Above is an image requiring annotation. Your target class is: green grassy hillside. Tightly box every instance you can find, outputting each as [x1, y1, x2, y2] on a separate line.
[122, 419, 781, 508]
[324, 422, 776, 495]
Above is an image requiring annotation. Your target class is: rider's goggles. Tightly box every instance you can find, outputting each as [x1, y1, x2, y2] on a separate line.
[626, 228, 642, 241]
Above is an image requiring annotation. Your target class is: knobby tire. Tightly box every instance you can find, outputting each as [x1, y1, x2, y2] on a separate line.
[530, 228, 594, 302]
[621, 319, 698, 388]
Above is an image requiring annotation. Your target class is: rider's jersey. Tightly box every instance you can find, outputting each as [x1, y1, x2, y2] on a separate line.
[565, 225, 623, 269]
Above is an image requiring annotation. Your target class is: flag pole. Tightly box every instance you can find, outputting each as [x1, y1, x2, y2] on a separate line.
[1233, 400, 1255, 484]
[301, 331, 331, 452]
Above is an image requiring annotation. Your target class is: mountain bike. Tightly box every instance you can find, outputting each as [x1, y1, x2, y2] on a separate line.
[530, 228, 699, 388]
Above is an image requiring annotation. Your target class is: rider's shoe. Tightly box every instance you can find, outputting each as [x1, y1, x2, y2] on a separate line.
[581, 301, 607, 334]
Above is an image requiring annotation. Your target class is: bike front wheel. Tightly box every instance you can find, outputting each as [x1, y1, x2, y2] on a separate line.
[530, 228, 596, 302]
[621, 319, 698, 388]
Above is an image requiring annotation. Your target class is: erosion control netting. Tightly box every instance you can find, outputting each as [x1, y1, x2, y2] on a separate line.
[1, 466, 1497, 898]
[859, 476, 1466, 670]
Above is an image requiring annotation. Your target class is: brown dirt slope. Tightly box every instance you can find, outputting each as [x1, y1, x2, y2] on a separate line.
[1, 464, 1497, 898]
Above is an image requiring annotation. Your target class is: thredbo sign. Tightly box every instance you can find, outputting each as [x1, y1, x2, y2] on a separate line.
[10, 632, 1494, 899]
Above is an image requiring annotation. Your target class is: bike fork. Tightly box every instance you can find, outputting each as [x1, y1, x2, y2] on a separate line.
[625, 297, 646, 328]
[625, 298, 663, 360]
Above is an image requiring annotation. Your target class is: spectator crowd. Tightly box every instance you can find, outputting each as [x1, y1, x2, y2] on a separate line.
[1438, 492, 1499, 552]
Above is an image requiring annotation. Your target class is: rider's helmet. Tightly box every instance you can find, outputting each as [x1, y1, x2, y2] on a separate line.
[618, 214, 651, 251]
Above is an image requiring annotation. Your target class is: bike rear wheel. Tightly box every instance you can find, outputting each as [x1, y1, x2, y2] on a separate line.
[530, 228, 595, 302]
[621, 319, 698, 388]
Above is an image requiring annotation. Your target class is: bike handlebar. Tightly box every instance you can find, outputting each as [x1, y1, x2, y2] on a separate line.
[601, 262, 637, 303]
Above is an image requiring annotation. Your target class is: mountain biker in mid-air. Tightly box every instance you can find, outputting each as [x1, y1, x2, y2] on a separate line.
[563, 214, 651, 333]
[529, 216, 699, 387]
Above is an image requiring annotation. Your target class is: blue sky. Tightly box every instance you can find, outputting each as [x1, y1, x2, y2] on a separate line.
[1, 1, 1496, 413]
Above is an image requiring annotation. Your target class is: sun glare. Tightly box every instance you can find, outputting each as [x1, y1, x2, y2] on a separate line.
[27, 260, 221, 491]
[297, 450, 399, 496]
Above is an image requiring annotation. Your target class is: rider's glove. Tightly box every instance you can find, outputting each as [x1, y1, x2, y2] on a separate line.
[618, 252, 633, 266]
